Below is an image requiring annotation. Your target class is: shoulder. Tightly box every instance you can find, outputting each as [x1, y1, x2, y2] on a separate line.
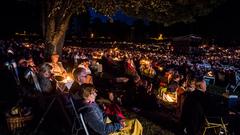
[80, 105, 99, 120]
[80, 103, 95, 113]
[70, 81, 80, 90]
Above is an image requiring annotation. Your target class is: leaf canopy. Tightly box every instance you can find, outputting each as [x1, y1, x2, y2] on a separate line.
[70, 0, 226, 26]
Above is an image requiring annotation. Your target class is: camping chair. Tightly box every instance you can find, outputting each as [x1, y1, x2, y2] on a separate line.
[68, 95, 89, 135]
[203, 116, 228, 135]
[24, 70, 42, 92]
[202, 92, 229, 135]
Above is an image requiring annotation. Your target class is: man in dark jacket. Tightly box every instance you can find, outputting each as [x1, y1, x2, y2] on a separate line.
[181, 76, 207, 135]
[70, 67, 93, 100]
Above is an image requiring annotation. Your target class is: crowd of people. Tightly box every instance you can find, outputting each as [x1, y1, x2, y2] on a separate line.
[0, 39, 240, 135]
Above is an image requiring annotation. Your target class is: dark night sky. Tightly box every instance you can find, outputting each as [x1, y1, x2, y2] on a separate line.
[0, 0, 240, 41]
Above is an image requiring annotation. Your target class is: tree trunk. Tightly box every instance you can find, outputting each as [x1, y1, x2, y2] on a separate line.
[45, 13, 72, 61]
[41, 0, 46, 38]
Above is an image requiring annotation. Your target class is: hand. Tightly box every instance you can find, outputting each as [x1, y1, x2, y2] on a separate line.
[102, 103, 106, 110]
[62, 71, 67, 78]
[120, 120, 126, 129]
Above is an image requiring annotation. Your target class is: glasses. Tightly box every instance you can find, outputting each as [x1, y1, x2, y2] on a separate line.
[80, 75, 87, 78]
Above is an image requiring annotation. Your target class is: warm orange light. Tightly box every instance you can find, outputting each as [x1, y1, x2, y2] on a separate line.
[162, 92, 177, 103]
[207, 71, 214, 77]
[62, 75, 73, 83]
[90, 33, 94, 38]
[158, 34, 163, 40]
[140, 59, 150, 65]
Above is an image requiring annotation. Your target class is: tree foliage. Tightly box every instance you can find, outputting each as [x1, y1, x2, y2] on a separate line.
[43, 0, 227, 56]
[47, 0, 227, 26]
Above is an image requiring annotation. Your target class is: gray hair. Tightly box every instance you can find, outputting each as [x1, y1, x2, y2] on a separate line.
[39, 62, 52, 76]
[72, 67, 86, 80]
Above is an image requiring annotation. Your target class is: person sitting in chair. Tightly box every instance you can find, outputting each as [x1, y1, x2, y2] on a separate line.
[79, 84, 124, 135]
[38, 62, 56, 93]
[102, 91, 126, 122]
[50, 52, 67, 77]
[70, 67, 93, 100]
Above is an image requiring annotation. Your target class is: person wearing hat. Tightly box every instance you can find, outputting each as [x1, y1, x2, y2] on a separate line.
[49, 52, 67, 77]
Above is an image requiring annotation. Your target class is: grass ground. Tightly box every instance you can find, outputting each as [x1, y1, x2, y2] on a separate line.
[122, 108, 175, 135]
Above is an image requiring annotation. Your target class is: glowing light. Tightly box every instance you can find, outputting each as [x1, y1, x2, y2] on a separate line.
[112, 57, 120, 61]
[62, 75, 73, 83]
[90, 33, 94, 38]
[162, 93, 177, 103]
[140, 59, 150, 65]
[159, 67, 163, 71]
[158, 34, 164, 40]
[207, 71, 214, 77]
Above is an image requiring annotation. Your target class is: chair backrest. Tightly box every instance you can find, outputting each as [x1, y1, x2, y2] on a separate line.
[203, 116, 228, 135]
[31, 71, 42, 92]
[69, 96, 89, 135]
[24, 70, 42, 92]
[205, 93, 228, 117]
[79, 113, 89, 135]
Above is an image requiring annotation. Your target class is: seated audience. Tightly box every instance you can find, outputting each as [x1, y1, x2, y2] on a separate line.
[101, 91, 126, 122]
[78, 58, 92, 75]
[80, 85, 143, 135]
[50, 52, 67, 77]
[69, 67, 93, 99]
[78, 84, 124, 135]
[38, 63, 56, 93]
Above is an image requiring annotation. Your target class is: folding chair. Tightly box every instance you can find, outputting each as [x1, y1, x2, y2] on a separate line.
[203, 116, 228, 135]
[24, 70, 42, 92]
[68, 95, 89, 135]
[202, 93, 229, 135]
